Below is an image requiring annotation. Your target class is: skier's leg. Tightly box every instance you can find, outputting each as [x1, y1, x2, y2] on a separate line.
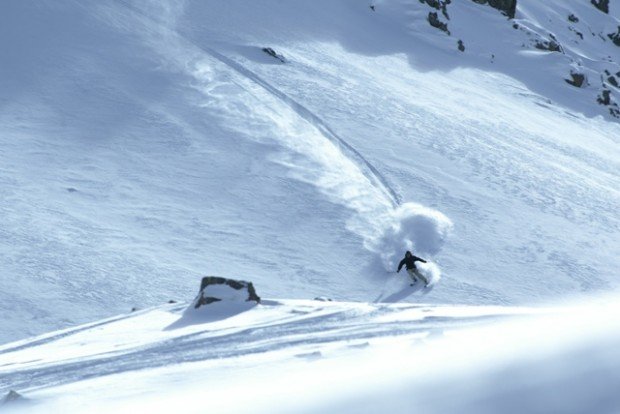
[406, 269, 417, 283]
[414, 269, 429, 286]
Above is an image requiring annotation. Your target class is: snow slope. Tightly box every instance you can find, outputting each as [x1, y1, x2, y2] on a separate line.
[1, 0, 619, 345]
[1, 297, 619, 413]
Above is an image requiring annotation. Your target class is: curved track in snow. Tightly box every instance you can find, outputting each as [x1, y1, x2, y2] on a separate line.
[112, 0, 401, 209]
[203, 48, 402, 208]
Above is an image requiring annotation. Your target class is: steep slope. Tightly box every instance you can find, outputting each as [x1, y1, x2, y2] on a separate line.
[1, 0, 619, 343]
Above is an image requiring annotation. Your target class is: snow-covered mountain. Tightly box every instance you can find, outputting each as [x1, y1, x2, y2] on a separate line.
[2, 0, 618, 343]
[1, 0, 619, 410]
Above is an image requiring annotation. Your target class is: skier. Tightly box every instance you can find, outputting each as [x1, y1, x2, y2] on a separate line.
[397, 251, 429, 287]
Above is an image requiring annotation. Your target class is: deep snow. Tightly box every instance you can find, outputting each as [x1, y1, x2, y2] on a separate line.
[1, 0, 620, 411]
[1, 297, 620, 413]
[1, 0, 619, 344]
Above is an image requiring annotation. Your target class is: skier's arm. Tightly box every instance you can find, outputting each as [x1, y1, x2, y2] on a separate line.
[397, 259, 406, 272]
[413, 255, 427, 264]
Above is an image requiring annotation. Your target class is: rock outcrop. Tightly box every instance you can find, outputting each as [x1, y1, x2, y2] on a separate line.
[597, 89, 620, 118]
[428, 12, 450, 34]
[471, 0, 517, 19]
[608, 27, 620, 47]
[419, 0, 451, 20]
[262, 47, 286, 63]
[591, 0, 609, 14]
[565, 72, 586, 88]
[194, 276, 260, 309]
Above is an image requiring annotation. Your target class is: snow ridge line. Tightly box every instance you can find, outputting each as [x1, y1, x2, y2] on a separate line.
[0, 306, 509, 395]
[0, 304, 182, 356]
[204, 48, 402, 208]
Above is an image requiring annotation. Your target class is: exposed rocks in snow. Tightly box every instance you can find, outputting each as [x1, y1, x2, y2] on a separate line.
[369, 4, 375, 12]
[458, 39, 465, 52]
[471, 0, 517, 19]
[262, 47, 286, 63]
[314, 296, 333, 302]
[597, 89, 620, 118]
[569, 26, 584, 40]
[419, 0, 451, 20]
[194, 276, 261, 309]
[605, 70, 620, 88]
[534, 38, 562, 53]
[428, 12, 450, 35]
[168, 299, 177, 304]
[591, 0, 609, 14]
[598, 89, 612, 105]
[565, 72, 586, 88]
[2, 390, 24, 406]
[608, 27, 620, 47]
[568, 14, 579, 23]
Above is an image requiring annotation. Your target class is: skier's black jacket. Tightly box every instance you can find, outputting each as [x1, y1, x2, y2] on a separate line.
[397, 251, 427, 272]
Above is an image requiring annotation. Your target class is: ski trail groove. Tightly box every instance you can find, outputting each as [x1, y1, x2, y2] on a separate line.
[203, 48, 402, 208]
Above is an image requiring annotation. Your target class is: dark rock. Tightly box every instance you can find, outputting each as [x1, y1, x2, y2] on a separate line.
[168, 300, 177, 304]
[419, 0, 442, 8]
[604, 70, 620, 88]
[66, 187, 77, 193]
[131, 307, 139, 312]
[596, 89, 620, 119]
[565, 72, 586, 88]
[458, 39, 465, 52]
[513, 23, 519, 29]
[314, 297, 333, 302]
[419, 0, 451, 19]
[261, 47, 286, 63]
[428, 12, 450, 35]
[570, 27, 584, 40]
[598, 89, 612, 106]
[195, 276, 260, 309]
[608, 27, 620, 47]
[534, 39, 562, 52]
[591, 0, 609, 14]
[2, 390, 24, 405]
[369, 4, 375, 11]
[568, 14, 579, 23]
[471, 0, 517, 19]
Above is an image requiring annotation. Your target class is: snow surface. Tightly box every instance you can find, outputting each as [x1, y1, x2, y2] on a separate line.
[1, 0, 618, 343]
[1, 298, 619, 413]
[1, 0, 620, 411]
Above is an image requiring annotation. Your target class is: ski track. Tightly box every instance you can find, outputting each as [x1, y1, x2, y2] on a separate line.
[0, 304, 516, 395]
[110, 0, 402, 226]
[203, 47, 402, 208]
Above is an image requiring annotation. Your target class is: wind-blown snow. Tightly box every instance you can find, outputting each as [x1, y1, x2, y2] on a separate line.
[1, 297, 619, 413]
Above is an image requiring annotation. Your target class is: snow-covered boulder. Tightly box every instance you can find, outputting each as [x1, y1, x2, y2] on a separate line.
[193, 276, 260, 309]
[165, 277, 261, 329]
